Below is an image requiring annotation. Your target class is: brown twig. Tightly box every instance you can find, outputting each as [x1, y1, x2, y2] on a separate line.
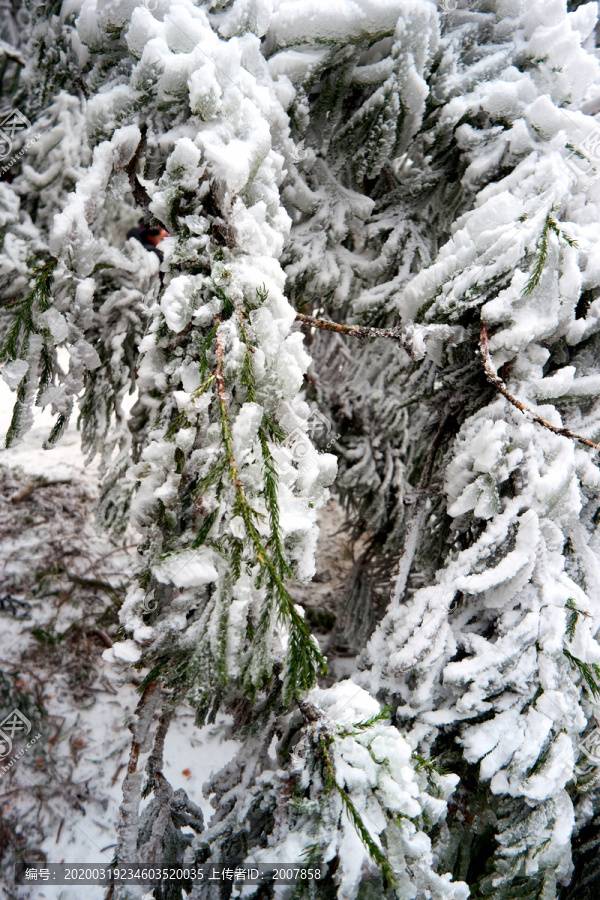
[480, 323, 600, 451]
[145, 700, 176, 787]
[10, 479, 72, 503]
[295, 312, 416, 355]
[59, 543, 136, 607]
[89, 628, 113, 649]
[126, 684, 157, 778]
[124, 124, 151, 210]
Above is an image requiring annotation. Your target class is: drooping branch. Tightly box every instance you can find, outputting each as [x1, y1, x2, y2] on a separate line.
[214, 320, 327, 700]
[480, 323, 600, 452]
[114, 681, 161, 870]
[388, 408, 454, 609]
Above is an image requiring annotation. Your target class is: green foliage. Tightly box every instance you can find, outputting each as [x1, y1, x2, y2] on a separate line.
[0, 257, 57, 362]
[339, 705, 392, 735]
[565, 599, 581, 643]
[522, 212, 577, 296]
[317, 733, 397, 891]
[564, 649, 600, 698]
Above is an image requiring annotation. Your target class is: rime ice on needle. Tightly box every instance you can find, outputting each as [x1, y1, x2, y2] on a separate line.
[3, 0, 600, 896]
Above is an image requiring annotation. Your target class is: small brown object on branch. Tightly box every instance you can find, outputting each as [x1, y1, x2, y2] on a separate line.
[480, 322, 600, 451]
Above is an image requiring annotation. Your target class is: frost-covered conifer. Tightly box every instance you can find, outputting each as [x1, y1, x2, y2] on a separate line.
[0, 1, 470, 897]
[4, 0, 600, 898]
[270, 0, 600, 896]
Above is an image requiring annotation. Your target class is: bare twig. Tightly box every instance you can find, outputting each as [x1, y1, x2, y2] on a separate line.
[145, 700, 176, 787]
[295, 312, 465, 362]
[10, 479, 72, 503]
[89, 628, 113, 649]
[480, 323, 600, 451]
[295, 312, 415, 353]
[124, 124, 151, 210]
[59, 543, 135, 607]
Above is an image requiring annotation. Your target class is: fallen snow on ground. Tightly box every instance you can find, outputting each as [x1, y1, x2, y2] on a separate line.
[1, 368, 356, 900]
[0, 358, 99, 482]
[0, 379, 238, 900]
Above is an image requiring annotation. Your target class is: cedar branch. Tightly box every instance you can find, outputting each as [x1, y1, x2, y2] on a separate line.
[480, 323, 600, 451]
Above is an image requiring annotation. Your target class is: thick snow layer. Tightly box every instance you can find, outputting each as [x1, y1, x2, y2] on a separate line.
[152, 550, 219, 588]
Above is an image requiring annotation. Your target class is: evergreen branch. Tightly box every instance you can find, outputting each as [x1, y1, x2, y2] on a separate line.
[213, 284, 235, 320]
[565, 599, 587, 643]
[412, 752, 446, 776]
[236, 308, 257, 403]
[0, 257, 57, 361]
[142, 697, 177, 798]
[260, 430, 292, 579]
[196, 324, 218, 379]
[234, 294, 293, 580]
[215, 322, 240, 484]
[214, 324, 326, 701]
[480, 323, 600, 451]
[388, 408, 454, 609]
[115, 680, 161, 866]
[522, 212, 578, 295]
[191, 508, 219, 548]
[318, 734, 396, 890]
[192, 459, 227, 498]
[4, 366, 28, 448]
[36, 336, 54, 404]
[192, 373, 216, 397]
[46, 412, 69, 446]
[564, 649, 600, 698]
[136, 662, 166, 695]
[522, 213, 553, 296]
[336, 785, 396, 889]
[339, 705, 392, 735]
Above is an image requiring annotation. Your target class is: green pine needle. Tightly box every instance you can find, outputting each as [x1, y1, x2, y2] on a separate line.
[564, 648, 600, 698]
